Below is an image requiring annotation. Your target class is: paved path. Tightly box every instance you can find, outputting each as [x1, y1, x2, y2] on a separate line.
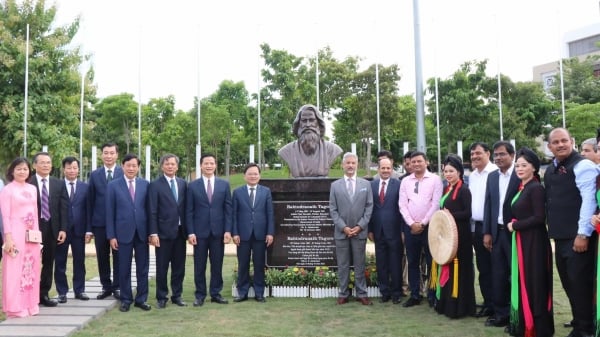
[0, 243, 375, 336]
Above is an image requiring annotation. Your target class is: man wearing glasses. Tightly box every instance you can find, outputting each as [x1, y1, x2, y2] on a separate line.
[398, 151, 442, 307]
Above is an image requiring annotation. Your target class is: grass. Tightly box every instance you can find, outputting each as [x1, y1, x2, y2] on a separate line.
[63, 256, 572, 337]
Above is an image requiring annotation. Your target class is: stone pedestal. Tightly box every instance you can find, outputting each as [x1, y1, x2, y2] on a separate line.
[261, 178, 337, 268]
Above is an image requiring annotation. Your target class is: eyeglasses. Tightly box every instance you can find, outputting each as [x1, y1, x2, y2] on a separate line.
[414, 181, 419, 194]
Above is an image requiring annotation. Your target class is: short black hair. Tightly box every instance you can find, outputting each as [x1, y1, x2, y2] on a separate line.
[492, 141, 515, 155]
[244, 163, 261, 174]
[200, 153, 216, 165]
[62, 156, 80, 168]
[6, 157, 30, 182]
[469, 142, 490, 153]
[122, 153, 140, 166]
[410, 151, 427, 161]
[32, 151, 51, 164]
[376, 150, 394, 160]
[403, 151, 413, 160]
[101, 142, 119, 152]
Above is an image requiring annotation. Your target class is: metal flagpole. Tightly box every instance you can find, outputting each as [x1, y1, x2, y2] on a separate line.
[137, 26, 142, 160]
[80, 72, 85, 167]
[413, 0, 426, 152]
[376, 62, 381, 152]
[23, 24, 30, 157]
[495, 14, 504, 140]
[196, 25, 202, 176]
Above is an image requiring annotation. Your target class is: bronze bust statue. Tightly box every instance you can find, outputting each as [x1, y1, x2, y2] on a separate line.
[278, 104, 343, 178]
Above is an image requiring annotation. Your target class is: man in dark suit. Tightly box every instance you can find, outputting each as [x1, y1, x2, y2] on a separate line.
[29, 152, 69, 307]
[330, 152, 374, 305]
[148, 154, 188, 309]
[88, 142, 123, 300]
[186, 153, 232, 307]
[482, 141, 520, 328]
[106, 154, 151, 312]
[231, 163, 274, 303]
[54, 157, 90, 303]
[368, 157, 404, 304]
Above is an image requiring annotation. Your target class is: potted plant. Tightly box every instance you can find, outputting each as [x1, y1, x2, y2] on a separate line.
[309, 266, 339, 298]
[271, 266, 310, 297]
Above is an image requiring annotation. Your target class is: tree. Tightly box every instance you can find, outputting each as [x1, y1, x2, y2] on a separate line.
[563, 102, 600, 144]
[0, 0, 95, 165]
[93, 93, 138, 154]
[550, 55, 600, 104]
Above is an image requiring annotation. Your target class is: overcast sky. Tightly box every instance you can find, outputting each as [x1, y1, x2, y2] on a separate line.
[53, 0, 600, 111]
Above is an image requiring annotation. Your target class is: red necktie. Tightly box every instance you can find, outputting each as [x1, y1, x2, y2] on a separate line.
[379, 181, 386, 204]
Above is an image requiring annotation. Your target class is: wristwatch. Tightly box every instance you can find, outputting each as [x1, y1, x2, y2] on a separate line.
[576, 234, 589, 240]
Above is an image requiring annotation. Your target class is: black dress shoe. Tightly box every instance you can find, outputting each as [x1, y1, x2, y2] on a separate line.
[75, 293, 90, 300]
[113, 289, 121, 300]
[119, 303, 130, 312]
[171, 298, 187, 307]
[57, 294, 67, 303]
[234, 296, 248, 302]
[40, 295, 58, 307]
[476, 306, 494, 318]
[96, 289, 112, 300]
[563, 321, 573, 328]
[193, 299, 204, 307]
[379, 295, 391, 303]
[157, 299, 167, 308]
[485, 316, 509, 327]
[254, 296, 266, 303]
[402, 297, 421, 308]
[134, 302, 152, 311]
[392, 297, 402, 304]
[210, 296, 228, 304]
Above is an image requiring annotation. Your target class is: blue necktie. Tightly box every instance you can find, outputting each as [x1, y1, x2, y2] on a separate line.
[170, 178, 178, 202]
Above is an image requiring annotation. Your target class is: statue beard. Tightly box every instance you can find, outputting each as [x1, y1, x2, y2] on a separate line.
[299, 129, 321, 156]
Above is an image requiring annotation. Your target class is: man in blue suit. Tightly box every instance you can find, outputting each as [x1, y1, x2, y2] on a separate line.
[368, 157, 404, 304]
[148, 154, 188, 308]
[482, 141, 520, 328]
[186, 154, 232, 307]
[55, 157, 90, 303]
[106, 154, 151, 312]
[88, 142, 123, 300]
[231, 163, 274, 303]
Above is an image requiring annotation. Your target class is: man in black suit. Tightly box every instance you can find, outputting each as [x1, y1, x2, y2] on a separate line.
[29, 152, 69, 307]
[482, 141, 520, 328]
[148, 154, 188, 308]
[88, 143, 123, 300]
[231, 163, 274, 303]
[54, 157, 90, 303]
[368, 157, 404, 304]
[186, 154, 232, 306]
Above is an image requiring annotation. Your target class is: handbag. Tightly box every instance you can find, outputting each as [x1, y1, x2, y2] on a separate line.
[26, 229, 42, 243]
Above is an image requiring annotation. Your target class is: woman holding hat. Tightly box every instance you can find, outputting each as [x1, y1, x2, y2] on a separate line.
[433, 154, 476, 318]
[506, 147, 554, 337]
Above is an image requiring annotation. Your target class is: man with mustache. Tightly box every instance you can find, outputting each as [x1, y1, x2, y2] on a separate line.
[278, 104, 343, 178]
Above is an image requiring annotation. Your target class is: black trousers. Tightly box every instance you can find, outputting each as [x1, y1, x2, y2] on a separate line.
[39, 219, 57, 297]
[472, 221, 493, 309]
[490, 226, 511, 319]
[555, 236, 596, 335]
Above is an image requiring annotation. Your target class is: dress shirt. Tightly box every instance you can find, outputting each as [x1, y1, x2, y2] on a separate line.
[202, 175, 214, 196]
[165, 175, 177, 200]
[496, 164, 514, 225]
[65, 179, 77, 199]
[399, 171, 443, 226]
[35, 173, 50, 199]
[125, 177, 136, 195]
[468, 161, 498, 221]
[105, 165, 116, 180]
[566, 158, 600, 236]
[379, 178, 390, 197]
[345, 174, 357, 196]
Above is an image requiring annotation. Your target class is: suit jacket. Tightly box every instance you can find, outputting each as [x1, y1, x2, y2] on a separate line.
[148, 175, 187, 239]
[232, 184, 274, 241]
[105, 176, 149, 244]
[88, 166, 124, 231]
[368, 178, 403, 240]
[185, 177, 232, 238]
[483, 169, 520, 243]
[329, 176, 373, 240]
[28, 175, 69, 237]
[68, 180, 90, 237]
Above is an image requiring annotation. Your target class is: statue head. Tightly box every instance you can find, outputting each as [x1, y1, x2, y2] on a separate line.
[292, 104, 327, 156]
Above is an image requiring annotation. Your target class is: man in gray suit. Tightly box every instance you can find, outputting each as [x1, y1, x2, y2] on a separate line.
[329, 152, 374, 305]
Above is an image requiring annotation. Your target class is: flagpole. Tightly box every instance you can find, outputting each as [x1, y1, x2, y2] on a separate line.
[257, 41, 262, 168]
[196, 25, 202, 176]
[137, 26, 142, 160]
[79, 72, 85, 167]
[413, 0, 426, 152]
[23, 24, 30, 157]
[495, 14, 504, 140]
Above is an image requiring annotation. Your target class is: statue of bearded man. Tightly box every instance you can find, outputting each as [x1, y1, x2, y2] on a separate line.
[278, 104, 343, 178]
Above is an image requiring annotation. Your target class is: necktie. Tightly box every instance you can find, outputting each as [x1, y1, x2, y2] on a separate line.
[107, 169, 113, 182]
[347, 178, 354, 197]
[249, 187, 255, 207]
[170, 178, 178, 202]
[128, 179, 135, 201]
[207, 179, 213, 203]
[379, 181, 386, 204]
[70, 182, 75, 201]
[41, 178, 50, 220]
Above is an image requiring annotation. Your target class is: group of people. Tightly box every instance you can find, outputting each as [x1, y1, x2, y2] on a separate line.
[0, 143, 275, 318]
[335, 127, 599, 337]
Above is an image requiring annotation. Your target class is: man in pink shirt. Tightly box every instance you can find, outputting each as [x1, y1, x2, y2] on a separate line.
[399, 151, 443, 307]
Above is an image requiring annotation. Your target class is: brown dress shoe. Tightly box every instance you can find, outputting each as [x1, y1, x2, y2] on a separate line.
[337, 297, 348, 305]
[357, 297, 373, 305]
